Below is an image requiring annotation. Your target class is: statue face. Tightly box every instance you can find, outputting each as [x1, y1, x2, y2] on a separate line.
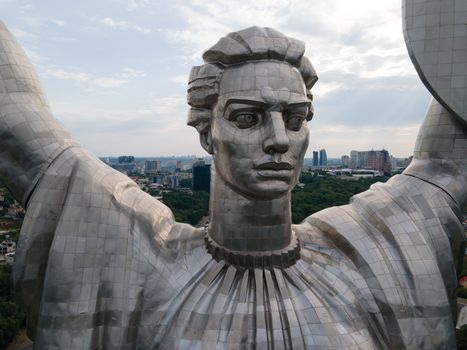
[210, 61, 310, 199]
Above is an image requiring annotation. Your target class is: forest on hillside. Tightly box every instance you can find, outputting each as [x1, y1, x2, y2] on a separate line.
[162, 173, 390, 225]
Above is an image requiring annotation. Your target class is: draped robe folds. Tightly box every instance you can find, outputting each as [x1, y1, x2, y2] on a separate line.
[13, 145, 464, 349]
[0, 18, 465, 350]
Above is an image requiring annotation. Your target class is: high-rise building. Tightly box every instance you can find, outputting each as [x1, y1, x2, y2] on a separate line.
[153, 174, 180, 189]
[349, 149, 391, 174]
[319, 149, 327, 166]
[145, 160, 161, 173]
[341, 155, 350, 167]
[99, 157, 111, 165]
[350, 150, 358, 169]
[112, 155, 136, 174]
[118, 155, 135, 164]
[312, 151, 319, 166]
[358, 151, 368, 169]
[192, 159, 211, 192]
[365, 150, 391, 174]
[390, 155, 397, 170]
[391, 156, 413, 170]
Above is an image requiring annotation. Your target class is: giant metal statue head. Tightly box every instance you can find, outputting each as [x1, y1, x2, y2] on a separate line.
[187, 27, 318, 200]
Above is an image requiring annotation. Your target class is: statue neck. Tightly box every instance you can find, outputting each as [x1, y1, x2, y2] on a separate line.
[208, 165, 293, 252]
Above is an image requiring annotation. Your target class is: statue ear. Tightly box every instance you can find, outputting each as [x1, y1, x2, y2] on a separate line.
[187, 107, 213, 154]
[199, 129, 213, 154]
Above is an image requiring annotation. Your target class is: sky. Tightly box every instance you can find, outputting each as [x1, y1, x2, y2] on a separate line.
[0, 0, 432, 158]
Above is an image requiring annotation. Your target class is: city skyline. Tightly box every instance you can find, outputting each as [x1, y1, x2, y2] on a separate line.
[0, 0, 431, 158]
[99, 149, 411, 160]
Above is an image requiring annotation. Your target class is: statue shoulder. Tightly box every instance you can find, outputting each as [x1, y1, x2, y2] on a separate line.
[29, 146, 176, 239]
[293, 204, 356, 249]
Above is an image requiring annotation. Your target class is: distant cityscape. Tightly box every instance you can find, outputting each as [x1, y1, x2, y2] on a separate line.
[0, 147, 413, 265]
[97, 148, 410, 194]
[100, 155, 213, 193]
[305, 148, 412, 177]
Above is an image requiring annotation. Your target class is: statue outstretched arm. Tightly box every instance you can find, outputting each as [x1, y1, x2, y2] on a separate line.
[0, 21, 78, 207]
[402, 0, 467, 209]
[296, 99, 465, 349]
[403, 100, 466, 208]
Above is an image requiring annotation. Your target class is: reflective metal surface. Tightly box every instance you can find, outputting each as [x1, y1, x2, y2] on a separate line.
[0, 6, 465, 350]
[403, 0, 467, 125]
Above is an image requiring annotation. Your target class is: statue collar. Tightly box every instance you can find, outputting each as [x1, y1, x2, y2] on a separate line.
[204, 225, 301, 269]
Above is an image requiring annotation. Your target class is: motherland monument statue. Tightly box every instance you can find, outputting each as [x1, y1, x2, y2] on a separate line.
[0, 0, 466, 349]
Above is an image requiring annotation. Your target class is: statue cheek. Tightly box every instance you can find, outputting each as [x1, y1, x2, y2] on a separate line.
[289, 132, 308, 156]
[212, 137, 237, 168]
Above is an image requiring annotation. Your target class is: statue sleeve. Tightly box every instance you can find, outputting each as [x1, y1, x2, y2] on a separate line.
[298, 172, 464, 348]
[296, 97, 465, 348]
[0, 21, 78, 207]
[12, 145, 176, 343]
[0, 21, 177, 344]
[403, 98, 467, 208]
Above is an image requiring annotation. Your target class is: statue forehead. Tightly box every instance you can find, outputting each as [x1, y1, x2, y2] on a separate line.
[218, 61, 307, 100]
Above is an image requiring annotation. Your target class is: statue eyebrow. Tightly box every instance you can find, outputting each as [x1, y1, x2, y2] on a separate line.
[222, 96, 311, 109]
[223, 97, 267, 108]
[286, 102, 311, 109]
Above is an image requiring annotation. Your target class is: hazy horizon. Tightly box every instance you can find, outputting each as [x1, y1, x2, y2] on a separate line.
[1, 0, 430, 159]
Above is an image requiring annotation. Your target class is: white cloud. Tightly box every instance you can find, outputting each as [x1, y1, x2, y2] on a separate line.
[164, 0, 291, 59]
[52, 101, 132, 123]
[89, 68, 146, 88]
[138, 96, 186, 116]
[170, 75, 188, 86]
[119, 68, 146, 79]
[49, 35, 77, 43]
[10, 28, 37, 39]
[97, 17, 152, 34]
[308, 123, 421, 157]
[23, 16, 65, 27]
[166, 0, 415, 82]
[91, 77, 126, 88]
[82, 125, 202, 157]
[126, 0, 151, 10]
[313, 82, 347, 98]
[0, 0, 431, 157]
[45, 68, 89, 82]
[23, 48, 49, 64]
[50, 93, 197, 156]
[284, 1, 413, 82]
[53, 94, 187, 125]
[43, 66, 146, 91]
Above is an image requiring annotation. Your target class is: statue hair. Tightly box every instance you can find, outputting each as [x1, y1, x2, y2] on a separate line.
[186, 26, 318, 133]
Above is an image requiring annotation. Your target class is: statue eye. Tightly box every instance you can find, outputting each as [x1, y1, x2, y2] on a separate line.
[285, 115, 305, 131]
[233, 112, 259, 129]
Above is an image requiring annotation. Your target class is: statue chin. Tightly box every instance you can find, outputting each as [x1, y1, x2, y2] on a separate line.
[211, 162, 297, 201]
[230, 181, 292, 201]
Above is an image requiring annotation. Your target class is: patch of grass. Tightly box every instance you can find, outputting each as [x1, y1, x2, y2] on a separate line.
[462, 258, 467, 277]
[0, 219, 22, 231]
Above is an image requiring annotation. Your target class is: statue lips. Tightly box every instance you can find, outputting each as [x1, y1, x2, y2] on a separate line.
[255, 162, 294, 181]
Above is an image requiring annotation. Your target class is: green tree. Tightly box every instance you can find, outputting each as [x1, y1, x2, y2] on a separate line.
[0, 188, 15, 207]
[161, 190, 209, 225]
[0, 265, 11, 298]
[458, 288, 467, 299]
[291, 175, 389, 223]
[457, 325, 467, 350]
[178, 178, 192, 188]
[0, 265, 25, 348]
[148, 188, 161, 197]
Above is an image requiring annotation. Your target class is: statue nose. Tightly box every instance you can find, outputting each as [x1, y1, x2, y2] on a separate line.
[263, 111, 290, 154]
